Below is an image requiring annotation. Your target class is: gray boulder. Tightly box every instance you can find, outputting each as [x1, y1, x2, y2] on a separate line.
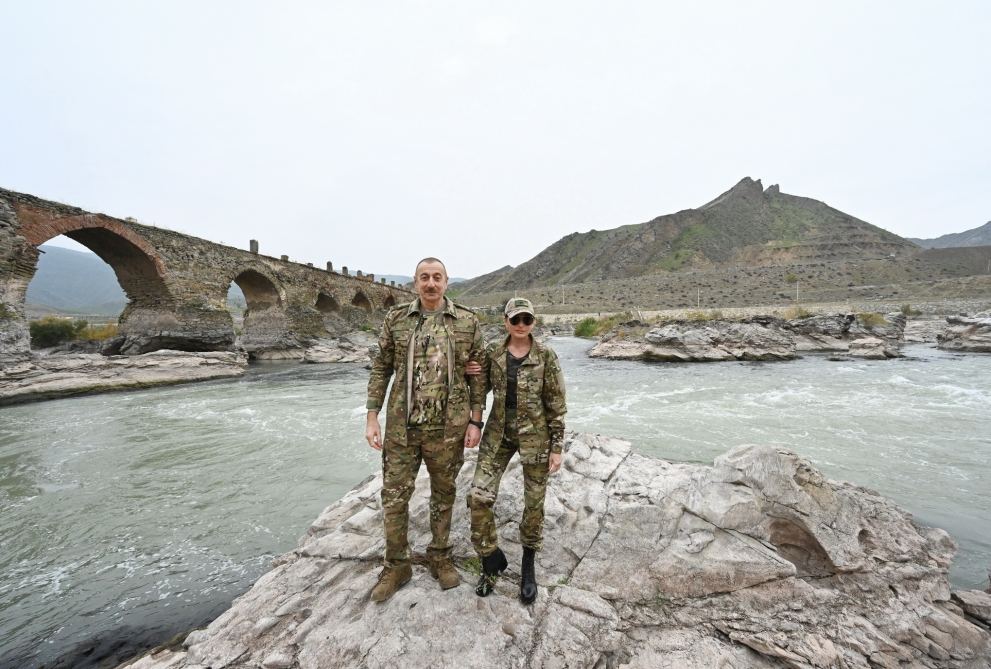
[124, 434, 990, 669]
[303, 332, 377, 364]
[849, 336, 903, 359]
[938, 314, 991, 353]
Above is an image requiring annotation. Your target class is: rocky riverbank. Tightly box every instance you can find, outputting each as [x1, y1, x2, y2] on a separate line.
[0, 350, 248, 405]
[938, 314, 991, 353]
[589, 312, 907, 362]
[124, 433, 991, 669]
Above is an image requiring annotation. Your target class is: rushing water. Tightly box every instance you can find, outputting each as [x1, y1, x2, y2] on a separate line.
[1, 339, 989, 667]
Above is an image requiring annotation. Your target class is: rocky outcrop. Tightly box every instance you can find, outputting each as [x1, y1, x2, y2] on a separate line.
[589, 313, 907, 362]
[848, 336, 903, 359]
[590, 318, 795, 361]
[124, 434, 990, 669]
[783, 312, 906, 352]
[0, 350, 247, 405]
[905, 318, 946, 343]
[303, 332, 378, 364]
[938, 314, 991, 353]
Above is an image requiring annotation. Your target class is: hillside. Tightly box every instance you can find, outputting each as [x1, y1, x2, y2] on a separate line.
[909, 221, 991, 248]
[458, 178, 918, 295]
[26, 245, 127, 315]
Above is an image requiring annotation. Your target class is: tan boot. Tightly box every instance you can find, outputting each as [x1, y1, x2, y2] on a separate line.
[370, 564, 412, 603]
[428, 555, 460, 590]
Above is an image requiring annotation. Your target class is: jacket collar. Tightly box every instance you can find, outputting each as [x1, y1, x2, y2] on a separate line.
[406, 296, 458, 318]
[495, 334, 541, 365]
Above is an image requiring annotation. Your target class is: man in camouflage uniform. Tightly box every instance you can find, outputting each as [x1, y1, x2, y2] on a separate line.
[365, 257, 485, 602]
[468, 297, 567, 603]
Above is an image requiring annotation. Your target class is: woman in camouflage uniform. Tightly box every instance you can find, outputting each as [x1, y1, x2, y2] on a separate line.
[467, 297, 567, 604]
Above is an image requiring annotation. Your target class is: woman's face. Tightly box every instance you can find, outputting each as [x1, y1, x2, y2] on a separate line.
[504, 313, 535, 338]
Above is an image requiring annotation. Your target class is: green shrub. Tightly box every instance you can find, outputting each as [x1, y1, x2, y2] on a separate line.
[29, 317, 87, 348]
[574, 317, 598, 338]
[573, 313, 634, 338]
[856, 312, 887, 328]
[77, 323, 119, 341]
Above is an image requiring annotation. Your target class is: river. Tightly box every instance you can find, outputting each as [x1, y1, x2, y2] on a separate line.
[1, 338, 988, 667]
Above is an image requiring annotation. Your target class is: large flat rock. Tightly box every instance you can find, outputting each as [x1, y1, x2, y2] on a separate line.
[125, 434, 991, 669]
[0, 349, 247, 405]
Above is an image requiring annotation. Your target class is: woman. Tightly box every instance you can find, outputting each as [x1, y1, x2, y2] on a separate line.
[466, 297, 567, 604]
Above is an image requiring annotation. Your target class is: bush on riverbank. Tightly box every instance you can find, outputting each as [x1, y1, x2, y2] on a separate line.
[574, 312, 633, 338]
[856, 312, 887, 328]
[29, 317, 118, 348]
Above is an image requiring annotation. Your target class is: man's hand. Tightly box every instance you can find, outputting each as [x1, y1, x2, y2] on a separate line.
[366, 412, 382, 451]
[465, 361, 482, 377]
[549, 452, 563, 474]
[464, 424, 481, 449]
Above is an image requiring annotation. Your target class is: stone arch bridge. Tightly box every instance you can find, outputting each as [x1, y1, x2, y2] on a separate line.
[0, 188, 410, 365]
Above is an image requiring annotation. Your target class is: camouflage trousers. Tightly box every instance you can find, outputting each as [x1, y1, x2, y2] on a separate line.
[381, 426, 465, 567]
[468, 414, 550, 556]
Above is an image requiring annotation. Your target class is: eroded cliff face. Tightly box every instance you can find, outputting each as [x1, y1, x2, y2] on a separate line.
[126, 434, 990, 669]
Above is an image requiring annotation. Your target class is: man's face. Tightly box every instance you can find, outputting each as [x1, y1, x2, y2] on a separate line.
[414, 261, 448, 304]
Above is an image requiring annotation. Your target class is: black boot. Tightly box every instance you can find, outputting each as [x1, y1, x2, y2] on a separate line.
[475, 548, 508, 597]
[520, 547, 537, 604]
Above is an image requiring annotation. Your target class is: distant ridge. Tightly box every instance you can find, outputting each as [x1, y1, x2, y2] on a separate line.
[458, 177, 917, 294]
[27, 245, 127, 315]
[909, 221, 991, 249]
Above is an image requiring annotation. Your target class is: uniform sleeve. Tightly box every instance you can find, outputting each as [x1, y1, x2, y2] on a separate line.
[541, 348, 567, 453]
[468, 314, 487, 412]
[366, 311, 396, 411]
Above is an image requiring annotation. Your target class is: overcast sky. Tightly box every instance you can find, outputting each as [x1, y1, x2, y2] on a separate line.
[2, 1, 989, 279]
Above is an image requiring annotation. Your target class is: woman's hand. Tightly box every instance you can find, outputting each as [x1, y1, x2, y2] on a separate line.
[465, 361, 482, 376]
[548, 452, 562, 474]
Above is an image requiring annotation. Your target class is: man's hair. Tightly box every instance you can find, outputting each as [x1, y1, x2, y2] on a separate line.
[414, 257, 447, 278]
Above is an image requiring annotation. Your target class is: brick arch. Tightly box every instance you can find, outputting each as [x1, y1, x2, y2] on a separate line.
[224, 265, 285, 311]
[18, 210, 172, 308]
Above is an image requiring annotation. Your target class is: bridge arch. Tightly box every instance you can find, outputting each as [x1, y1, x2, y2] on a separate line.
[315, 291, 340, 314]
[17, 213, 172, 311]
[351, 290, 372, 312]
[382, 294, 397, 309]
[226, 267, 284, 311]
[221, 264, 290, 356]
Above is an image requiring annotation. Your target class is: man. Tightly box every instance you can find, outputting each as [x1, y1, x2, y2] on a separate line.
[364, 257, 485, 602]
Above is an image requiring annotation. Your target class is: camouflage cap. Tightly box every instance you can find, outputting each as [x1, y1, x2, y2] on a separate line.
[504, 297, 535, 318]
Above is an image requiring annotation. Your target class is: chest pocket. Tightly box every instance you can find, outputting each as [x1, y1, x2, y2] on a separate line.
[451, 321, 475, 365]
[391, 321, 415, 369]
[518, 360, 545, 414]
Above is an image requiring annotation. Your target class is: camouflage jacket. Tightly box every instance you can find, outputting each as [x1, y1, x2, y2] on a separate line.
[366, 297, 485, 444]
[480, 335, 567, 460]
